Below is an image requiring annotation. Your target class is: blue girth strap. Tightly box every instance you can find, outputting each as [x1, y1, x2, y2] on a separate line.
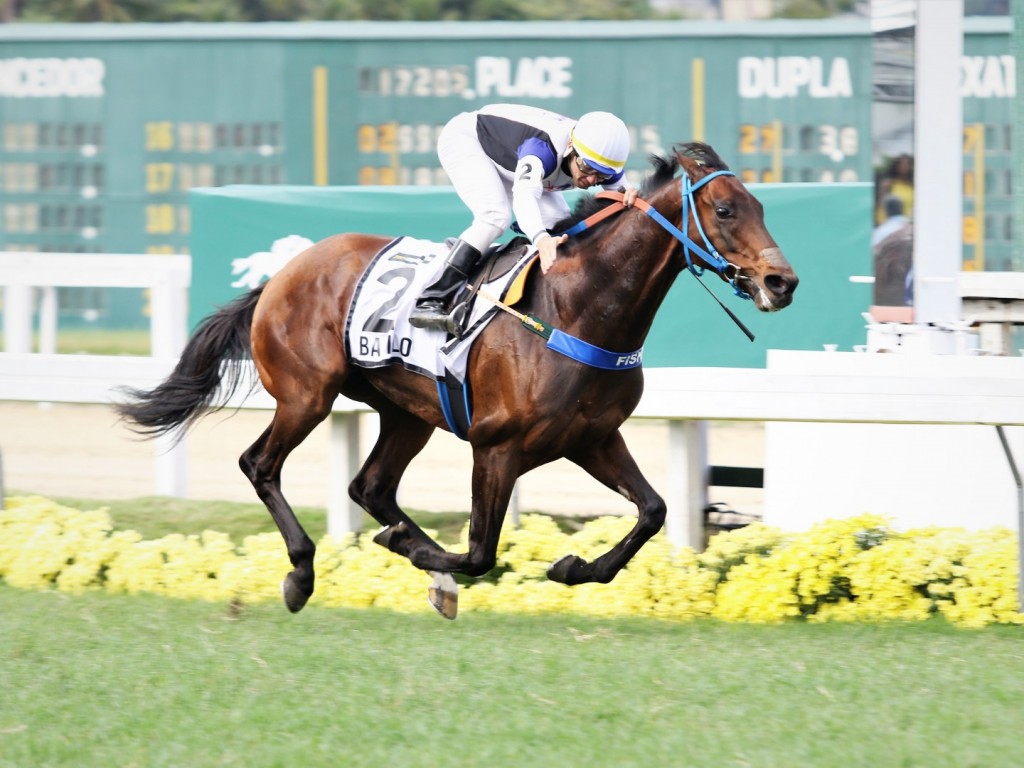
[437, 373, 471, 441]
[546, 329, 642, 369]
[438, 322, 643, 440]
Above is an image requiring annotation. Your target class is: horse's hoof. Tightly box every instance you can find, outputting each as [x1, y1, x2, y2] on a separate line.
[427, 571, 458, 620]
[547, 554, 588, 585]
[280, 572, 311, 614]
[373, 522, 408, 552]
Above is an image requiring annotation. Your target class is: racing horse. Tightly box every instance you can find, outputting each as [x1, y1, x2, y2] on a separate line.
[116, 142, 798, 619]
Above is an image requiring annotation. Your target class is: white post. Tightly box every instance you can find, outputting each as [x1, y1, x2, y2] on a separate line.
[328, 410, 364, 536]
[39, 287, 58, 354]
[508, 481, 520, 527]
[154, 433, 188, 497]
[3, 285, 34, 353]
[149, 282, 189, 358]
[665, 419, 708, 550]
[913, 0, 963, 323]
[149, 257, 190, 495]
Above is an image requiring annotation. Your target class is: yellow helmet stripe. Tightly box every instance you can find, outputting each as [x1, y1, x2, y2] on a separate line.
[571, 129, 626, 171]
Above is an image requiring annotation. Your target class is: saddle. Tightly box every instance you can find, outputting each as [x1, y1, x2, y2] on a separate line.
[447, 236, 533, 332]
[473, 236, 533, 285]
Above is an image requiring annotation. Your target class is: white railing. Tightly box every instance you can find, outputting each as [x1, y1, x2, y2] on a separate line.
[0, 353, 370, 536]
[1, 254, 1022, 583]
[0, 251, 193, 504]
[0, 252, 190, 358]
[1, 350, 1022, 548]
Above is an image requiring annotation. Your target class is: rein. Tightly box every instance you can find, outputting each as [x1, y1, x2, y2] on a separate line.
[472, 167, 758, 364]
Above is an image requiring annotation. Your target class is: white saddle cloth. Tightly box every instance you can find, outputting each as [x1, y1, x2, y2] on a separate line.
[345, 237, 536, 384]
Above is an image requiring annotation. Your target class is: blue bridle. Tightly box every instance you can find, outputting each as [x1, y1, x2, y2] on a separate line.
[639, 169, 752, 301]
[562, 168, 752, 301]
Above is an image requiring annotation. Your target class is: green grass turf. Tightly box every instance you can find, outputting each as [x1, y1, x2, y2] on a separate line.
[1, 587, 1022, 768]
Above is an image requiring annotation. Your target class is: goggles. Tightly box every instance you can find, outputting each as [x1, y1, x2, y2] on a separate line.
[574, 153, 614, 184]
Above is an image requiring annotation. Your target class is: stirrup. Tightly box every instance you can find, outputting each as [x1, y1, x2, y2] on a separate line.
[445, 302, 469, 336]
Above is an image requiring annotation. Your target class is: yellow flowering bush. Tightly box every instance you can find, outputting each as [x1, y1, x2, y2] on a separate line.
[1, 496, 1021, 627]
[714, 515, 889, 622]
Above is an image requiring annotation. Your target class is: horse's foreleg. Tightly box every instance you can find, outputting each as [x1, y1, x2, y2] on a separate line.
[239, 404, 329, 613]
[548, 430, 666, 586]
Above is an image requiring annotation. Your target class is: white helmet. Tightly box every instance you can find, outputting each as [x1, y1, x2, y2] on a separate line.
[571, 111, 630, 177]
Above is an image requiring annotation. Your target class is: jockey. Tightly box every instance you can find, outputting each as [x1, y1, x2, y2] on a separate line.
[409, 103, 640, 334]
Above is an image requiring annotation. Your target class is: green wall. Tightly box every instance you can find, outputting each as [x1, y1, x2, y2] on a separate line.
[0, 20, 1009, 331]
[190, 182, 872, 368]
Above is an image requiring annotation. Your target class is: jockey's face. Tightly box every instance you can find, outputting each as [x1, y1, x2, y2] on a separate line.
[569, 150, 612, 189]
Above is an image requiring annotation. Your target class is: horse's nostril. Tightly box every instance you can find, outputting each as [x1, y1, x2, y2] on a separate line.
[765, 273, 797, 296]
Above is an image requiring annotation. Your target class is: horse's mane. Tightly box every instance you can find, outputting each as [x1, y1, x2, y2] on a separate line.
[553, 142, 730, 238]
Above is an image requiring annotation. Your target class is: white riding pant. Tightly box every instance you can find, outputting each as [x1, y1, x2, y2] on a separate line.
[437, 111, 571, 254]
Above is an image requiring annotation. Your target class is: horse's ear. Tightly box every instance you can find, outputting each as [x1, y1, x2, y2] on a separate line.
[675, 142, 728, 171]
[674, 142, 729, 182]
[675, 148, 707, 182]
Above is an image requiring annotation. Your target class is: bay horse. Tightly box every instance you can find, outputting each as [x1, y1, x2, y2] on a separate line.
[117, 142, 798, 619]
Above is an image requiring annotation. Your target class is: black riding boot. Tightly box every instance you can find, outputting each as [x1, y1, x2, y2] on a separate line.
[409, 239, 482, 333]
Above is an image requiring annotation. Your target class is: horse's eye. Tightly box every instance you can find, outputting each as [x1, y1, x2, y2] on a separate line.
[715, 206, 733, 219]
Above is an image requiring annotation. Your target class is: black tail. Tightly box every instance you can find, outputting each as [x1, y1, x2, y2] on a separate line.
[116, 285, 266, 440]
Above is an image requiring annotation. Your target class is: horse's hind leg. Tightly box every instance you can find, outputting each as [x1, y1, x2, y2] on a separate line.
[350, 405, 447, 554]
[354, 406, 473, 618]
[377, 442, 519, 580]
[547, 429, 667, 586]
[239, 401, 331, 613]
[373, 443, 520, 619]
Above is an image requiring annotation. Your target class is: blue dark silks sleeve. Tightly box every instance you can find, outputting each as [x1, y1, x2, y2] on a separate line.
[517, 137, 558, 177]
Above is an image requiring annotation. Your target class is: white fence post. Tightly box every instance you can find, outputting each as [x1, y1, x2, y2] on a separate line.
[149, 268, 190, 359]
[39, 287, 58, 354]
[154, 432, 188, 497]
[0, 252, 192, 497]
[664, 419, 708, 550]
[328, 411, 364, 536]
[3, 285, 34, 354]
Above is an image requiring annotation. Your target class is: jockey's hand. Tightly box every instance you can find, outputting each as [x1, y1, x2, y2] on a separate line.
[622, 188, 639, 208]
[538, 233, 568, 274]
